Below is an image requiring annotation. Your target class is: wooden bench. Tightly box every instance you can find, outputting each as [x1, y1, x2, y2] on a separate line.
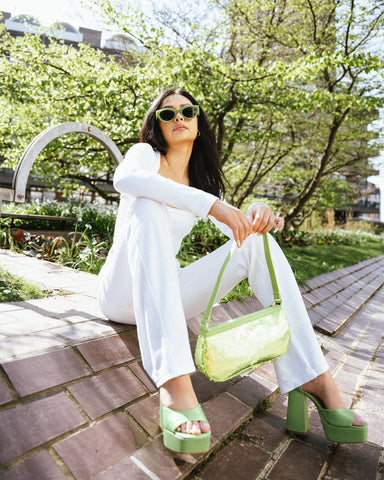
[0, 212, 77, 230]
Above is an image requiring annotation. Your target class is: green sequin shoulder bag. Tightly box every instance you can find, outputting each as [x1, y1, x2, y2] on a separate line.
[195, 234, 291, 382]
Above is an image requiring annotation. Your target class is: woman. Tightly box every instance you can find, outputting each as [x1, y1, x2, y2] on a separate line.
[97, 88, 367, 454]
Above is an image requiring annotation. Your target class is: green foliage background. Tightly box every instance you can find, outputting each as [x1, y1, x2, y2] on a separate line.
[1, 0, 384, 227]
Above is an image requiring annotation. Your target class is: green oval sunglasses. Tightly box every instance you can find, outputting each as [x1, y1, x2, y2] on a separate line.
[156, 105, 200, 122]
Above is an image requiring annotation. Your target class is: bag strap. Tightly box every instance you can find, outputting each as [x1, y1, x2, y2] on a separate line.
[199, 234, 281, 335]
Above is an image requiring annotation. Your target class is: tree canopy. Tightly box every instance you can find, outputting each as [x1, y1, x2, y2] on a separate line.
[1, 0, 383, 227]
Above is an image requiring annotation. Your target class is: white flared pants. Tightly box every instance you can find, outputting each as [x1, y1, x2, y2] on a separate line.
[97, 198, 329, 392]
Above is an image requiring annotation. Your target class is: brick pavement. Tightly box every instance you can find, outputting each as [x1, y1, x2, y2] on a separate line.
[0, 249, 383, 480]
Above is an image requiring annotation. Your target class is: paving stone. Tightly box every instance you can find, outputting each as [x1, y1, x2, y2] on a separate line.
[241, 296, 263, 311]
[288, 410, 334, 452]
[227, 375, 275, 407]
[371, 356, 384, 373]
[244, 412, 286, 451]
[128, 361, 157, 392]
[352, 409, 384, 446]
[76, 332, 140, 371]
[21, 294, 105, 322]
[2, 347, 90, 396]
[68, 367, 147, 420]
[358, 385, 384, 415]
[334, 369, 361, 395]
[375, 340, 384, 358]
[186, 314, 204, 336]
[54, 412, 147, 480]
[311, 303, 334, 319]
[253, 363, 278, 384]
[199, 438, 270, 480]
[0, 302, 24, 313]
[222, 300, 252, 317]
[208, 304, 233, 326]
[345, 349, 373, 368]
[52, 320, 118, 341]
[94, 456, 152, 480]
[0, 392, 86, 464]
[203, 392, 252, 441]
[363, 369, 384, 390]
[191, 370, 232, 403]
[268, 439, 326, 480]
[311, 285, 334, 302]
[0, 450, 67, 480]
[308, 309, 323, 326]
[0, 376, 13, 405]
[132, 435, 204, 480]
[0, 312, 66, 336]
[328, 442, 381, 480]
[268, 393, 288, 416]
[126, 393, 160, 437]
[303, 296, 315, 309]
[0, 332, 66, 362]
[247, 370, 278, 393]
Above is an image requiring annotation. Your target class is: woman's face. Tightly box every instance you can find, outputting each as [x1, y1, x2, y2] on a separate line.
[157, 94, 199, 148]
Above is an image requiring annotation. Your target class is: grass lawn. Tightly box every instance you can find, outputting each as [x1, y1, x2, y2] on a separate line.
[0, 265, 46, 303]
[283, 239, 384, 285]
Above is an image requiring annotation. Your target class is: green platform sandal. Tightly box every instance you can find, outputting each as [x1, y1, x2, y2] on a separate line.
[286, 387, 368, 443]
[159, 401, 211, 454]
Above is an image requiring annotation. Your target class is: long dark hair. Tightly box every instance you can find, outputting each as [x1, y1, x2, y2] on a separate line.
[140, 88, 225, 198]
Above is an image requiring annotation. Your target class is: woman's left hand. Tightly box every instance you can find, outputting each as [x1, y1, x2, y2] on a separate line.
[246, 203, 284, 235]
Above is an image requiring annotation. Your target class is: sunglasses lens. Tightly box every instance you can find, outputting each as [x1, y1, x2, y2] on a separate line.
[157, 105, 199, 122]
[181, 106, 197, 119]
[159, 109, 176, 122]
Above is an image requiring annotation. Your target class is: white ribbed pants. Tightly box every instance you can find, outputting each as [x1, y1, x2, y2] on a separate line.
[97, 198, 329, 392]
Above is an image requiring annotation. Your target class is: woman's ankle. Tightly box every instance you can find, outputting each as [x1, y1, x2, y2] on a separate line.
[302, 370, 344, 410]
[160, 374, 199, 411]
[302, 371, 365, 426]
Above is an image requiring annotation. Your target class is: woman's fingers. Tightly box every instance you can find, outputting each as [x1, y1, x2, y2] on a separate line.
[251, 208, 275, 234]
[208, 200, 253, 247]
[208, 200, 285, 247]
[249, 204, 285, 234]
[274, 217, 285, 231]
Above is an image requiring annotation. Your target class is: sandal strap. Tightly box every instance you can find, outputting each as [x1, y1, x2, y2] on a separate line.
[161, 404, 208, 432]
[321, 407, 356, 427]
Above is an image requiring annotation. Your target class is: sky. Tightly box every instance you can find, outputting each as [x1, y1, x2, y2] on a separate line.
[0, 0, 115, 33]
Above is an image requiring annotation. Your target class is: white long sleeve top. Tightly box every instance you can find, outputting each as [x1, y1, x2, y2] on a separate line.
[112, 142, 233, 247]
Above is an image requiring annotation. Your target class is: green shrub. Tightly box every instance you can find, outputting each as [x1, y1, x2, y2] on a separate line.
[177, 219, 228, 265]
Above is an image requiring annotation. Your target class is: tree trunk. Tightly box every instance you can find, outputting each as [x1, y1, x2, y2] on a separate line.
[283, 109, 349, 229]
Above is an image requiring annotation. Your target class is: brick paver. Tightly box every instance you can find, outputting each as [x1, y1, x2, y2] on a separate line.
[0, 248, 383, 480]
[0, 392, 86, 463]
[0, 450, 68, 480]
[2, 347, 90, 396]
[76, 332, 140, 371]
[268, 440, 326, 480]
[53, 413, 148, 480]
[199, 439, 270, 480]
[68, 367, 147, 420]
[0, 378, 13, 405]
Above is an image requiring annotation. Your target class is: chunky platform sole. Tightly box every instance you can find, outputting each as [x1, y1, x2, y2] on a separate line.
[286, 387, 368, 443]
[159, 401, 211, 454]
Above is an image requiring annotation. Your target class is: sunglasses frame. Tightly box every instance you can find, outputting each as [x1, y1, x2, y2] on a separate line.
[156, 105, 200, 123]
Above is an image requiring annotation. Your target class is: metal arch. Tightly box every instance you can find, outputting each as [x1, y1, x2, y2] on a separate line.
[12, 122, 124, 202]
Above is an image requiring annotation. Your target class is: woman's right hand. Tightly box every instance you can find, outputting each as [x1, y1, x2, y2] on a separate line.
[208, 200, 253, 248]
